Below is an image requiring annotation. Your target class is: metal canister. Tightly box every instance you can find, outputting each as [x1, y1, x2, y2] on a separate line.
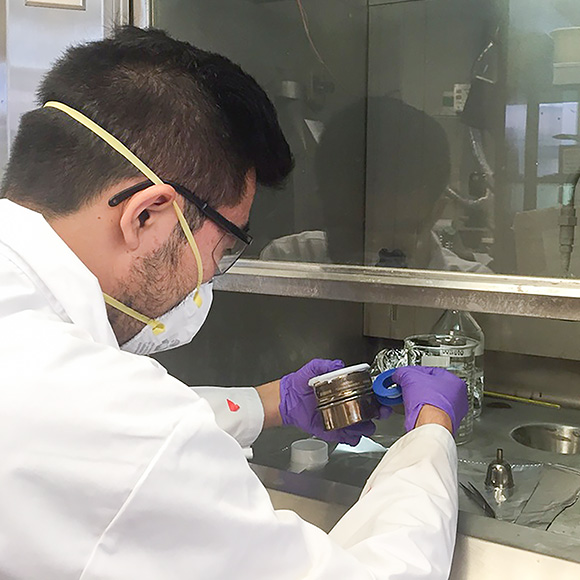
[308, 363, 380, 431]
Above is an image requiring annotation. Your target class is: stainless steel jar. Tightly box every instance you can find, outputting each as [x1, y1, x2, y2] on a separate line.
[308, 363, 380, 430]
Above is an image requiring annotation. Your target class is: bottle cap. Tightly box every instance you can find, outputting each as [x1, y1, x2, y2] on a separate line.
[290, 439, 328, 472]
[373, 369, 403, 406]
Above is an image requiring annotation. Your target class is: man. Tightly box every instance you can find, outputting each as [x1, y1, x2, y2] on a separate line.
[0, 27, 467, 579]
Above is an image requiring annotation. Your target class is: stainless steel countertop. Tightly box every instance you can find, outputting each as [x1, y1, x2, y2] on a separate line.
[253, 398, 580, 486]
[250, 397, 580, 565]
[376, 399, 580, 468]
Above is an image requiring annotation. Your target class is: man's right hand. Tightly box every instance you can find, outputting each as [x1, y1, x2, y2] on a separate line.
[392, 366, 468, 434]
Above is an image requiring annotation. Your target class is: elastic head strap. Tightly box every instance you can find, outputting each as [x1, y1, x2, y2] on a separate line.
[44, 101, 163, 184]
[173, 204, 204, 306]
[102, 293, 166, 335]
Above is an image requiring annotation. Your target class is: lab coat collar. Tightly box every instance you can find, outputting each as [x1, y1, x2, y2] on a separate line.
[0, 199, 119, 347]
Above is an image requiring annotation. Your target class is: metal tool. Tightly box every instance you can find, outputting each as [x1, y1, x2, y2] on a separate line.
[485, 448, 514, 503]
[484, 390, 560, 409]
[460, 481, 497, 518]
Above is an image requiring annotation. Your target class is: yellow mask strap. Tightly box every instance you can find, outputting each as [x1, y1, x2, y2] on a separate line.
[43, 101, 205, 318]
[102, 293, 166, 335]
[173, 203, 204, 307]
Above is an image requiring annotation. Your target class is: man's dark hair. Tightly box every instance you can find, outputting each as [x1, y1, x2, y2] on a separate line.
[1, 26, 294, 224]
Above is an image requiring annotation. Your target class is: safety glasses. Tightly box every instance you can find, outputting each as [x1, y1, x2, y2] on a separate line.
[109, 179, 252, 275]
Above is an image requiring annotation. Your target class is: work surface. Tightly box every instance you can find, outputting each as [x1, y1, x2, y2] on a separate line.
[251, 397, 580, 573]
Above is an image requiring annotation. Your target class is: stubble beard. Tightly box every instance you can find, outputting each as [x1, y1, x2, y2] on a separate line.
[107, 231, 189, 345]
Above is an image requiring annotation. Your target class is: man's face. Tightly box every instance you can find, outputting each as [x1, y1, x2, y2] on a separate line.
[112, 171, 256, 343]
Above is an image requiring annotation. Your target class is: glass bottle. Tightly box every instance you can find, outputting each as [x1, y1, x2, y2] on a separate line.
[431, 310, 485, 418]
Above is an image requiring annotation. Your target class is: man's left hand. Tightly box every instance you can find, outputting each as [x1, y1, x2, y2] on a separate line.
[279, 358, 391, 446]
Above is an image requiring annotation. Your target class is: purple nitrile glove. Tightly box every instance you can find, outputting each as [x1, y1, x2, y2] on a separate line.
[393, 366, 468, 434]
[279, 358, 392, 446]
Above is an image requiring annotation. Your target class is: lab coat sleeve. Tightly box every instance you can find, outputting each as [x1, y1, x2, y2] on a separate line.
[190, 386, 264, 448]
[80, 408, 457, 580]
[329, 423, 458, 579]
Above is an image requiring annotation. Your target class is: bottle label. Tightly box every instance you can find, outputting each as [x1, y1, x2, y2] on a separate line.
[421, 355, 451, 367]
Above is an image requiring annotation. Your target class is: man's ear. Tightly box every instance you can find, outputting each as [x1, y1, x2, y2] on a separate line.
[118, 183, 179, 252]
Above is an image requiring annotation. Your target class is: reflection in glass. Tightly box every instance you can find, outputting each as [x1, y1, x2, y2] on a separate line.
[153, 0, 580, 279]
[263, 96, 494, 273]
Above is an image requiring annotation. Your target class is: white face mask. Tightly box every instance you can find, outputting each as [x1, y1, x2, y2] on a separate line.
[120, 282, 213, 355]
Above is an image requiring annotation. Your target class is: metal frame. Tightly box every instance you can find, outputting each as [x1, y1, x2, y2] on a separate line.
[24, 0, 85, 9]
[104, 0, 130, 31]
[131, 0, 151, 27]
[214, 259, 580, 321]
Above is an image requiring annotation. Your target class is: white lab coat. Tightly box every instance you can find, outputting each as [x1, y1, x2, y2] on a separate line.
[0, 199, 458, 579]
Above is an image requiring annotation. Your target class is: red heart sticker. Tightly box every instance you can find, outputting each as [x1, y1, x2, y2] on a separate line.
[227, 399, 240, 412]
